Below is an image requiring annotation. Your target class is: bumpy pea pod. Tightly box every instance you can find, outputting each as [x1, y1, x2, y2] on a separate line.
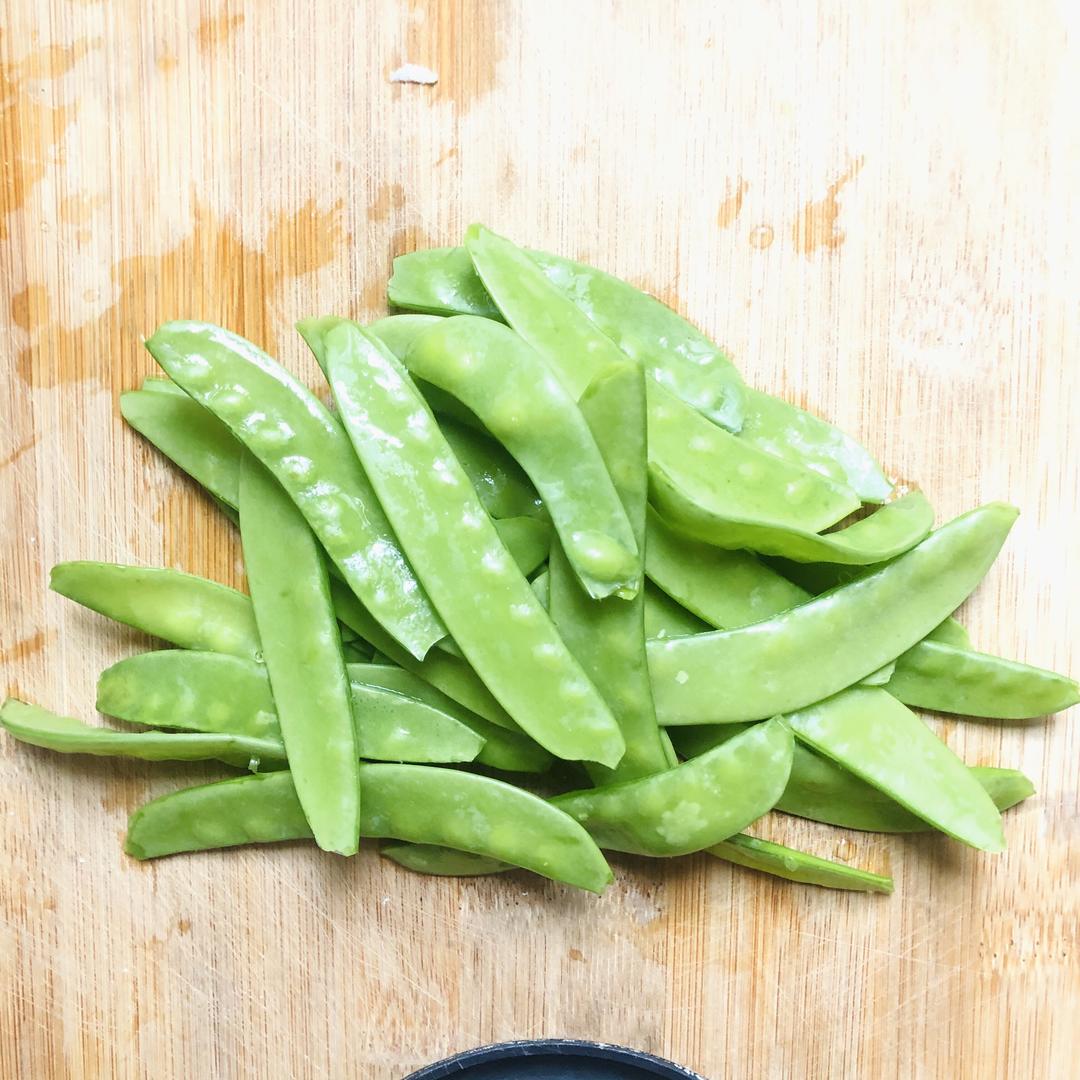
[707, 833, 893, 893]
[389, 245, 893, 499]
[648, 502, 1018, 725]
[325, 320, 625, 768]
[651, 469, 933, 565]
[551, 719, 793, 856]
[95, 652, 486, 765]
[145, 321, 445, 660]
[882, 642, 1079, 719]
[404, 316, 640, 600]
[783, 687, 1005, 851]
[1, 699, 282, 770]
[50, 562, 261, 660]
[121, 390, 242, 506]
[548, 363, 671, 782]
[461, 227, 859, 534]
[239, 455, 360, 856]
[124, 768, 614, 894]
[776, 741, 1035, 832]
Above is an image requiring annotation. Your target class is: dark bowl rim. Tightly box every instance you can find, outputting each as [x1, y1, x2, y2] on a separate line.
[405, 1038, 706, 1079]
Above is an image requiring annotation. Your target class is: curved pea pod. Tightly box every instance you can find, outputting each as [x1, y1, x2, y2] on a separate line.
[777, 741, 1035, 833]
[239, 455, 360, 855]
[346, 663, 552, 773]
[145, 321, 445, 660]
[50, 562, 261, 661]
[404, 316, 640, 600]
[551, 719, 793, 856]
[124, 768, 614, 893]
[380, 842, 509, 877]
[737, 389, 893, 504]
[884, 641, 1079, 719]
[464, 224, 747, 433]
[651, 468, 934, 564]
[0, 699, 282, 769]
[121, 390, 242, 507]
[707, 833, 893, 893]
[96, 652, 486, 765]
[325, 321, 625, 768]
[648, 381, 860, 535]
[645, 507, 809, 629]
[648, 502, 1018, 725]
[784, 687, 1004, 851]
[388, 246, 503, 320]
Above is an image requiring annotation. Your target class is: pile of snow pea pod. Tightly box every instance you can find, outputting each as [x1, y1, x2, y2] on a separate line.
[5, 223, 1077, 897]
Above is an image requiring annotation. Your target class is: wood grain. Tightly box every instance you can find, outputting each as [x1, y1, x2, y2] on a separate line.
[2, 2, 1078, 1076]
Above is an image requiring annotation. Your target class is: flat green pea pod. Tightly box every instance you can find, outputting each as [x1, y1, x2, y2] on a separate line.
[95, 652, 486, 765]
[50, 562, 261, 661]
[551, 719, 793, 856]
[459, 227, 858, 535]
[124, 768, 614, 894]
[737, 389, 892, 504]
[145, 320, 445, 660]
[883, 641, 1079, 719]
[325, 321, 625, 768]
[239, 454, 361, 855]
[1, 699, 282, 770]
[464, 224, 746, 432]
[549, 363, 671, 782]
[642, 582, 710, 639]
[707, 833, 893, 893]
[648, 502, 1018, 725]
[404, 316, 640, 600]
[389, 245, 893, 496]
[121, 390, 243, 507]
[380, 842, 509, 877]
[777, 741, 1034, 833]
[489, 516, 550, 578]
[651, 469, 933, 565]
[139, 375, 187, 395]
[784, 687, 1004, 851]
[439, 421, 545, 520]
[346, 663, 553, 773]
[647, 381, 860, 535]
[645, 507, 808, 629]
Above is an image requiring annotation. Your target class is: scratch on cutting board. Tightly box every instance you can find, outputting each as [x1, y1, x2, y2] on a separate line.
[390, 62, 438, 85]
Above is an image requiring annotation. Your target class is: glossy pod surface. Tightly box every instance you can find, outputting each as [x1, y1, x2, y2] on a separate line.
[146, 320, 445, 659]
[648, 503, 1018, 725]
[326, 321, 625, 768]
[125, 767, 613, 894]
[552, 719, 793, 856]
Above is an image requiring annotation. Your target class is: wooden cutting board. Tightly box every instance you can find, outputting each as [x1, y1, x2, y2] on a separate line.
[2, 2, 1077, 1076]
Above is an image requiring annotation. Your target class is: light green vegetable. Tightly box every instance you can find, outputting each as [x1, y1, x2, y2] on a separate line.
[325, 320, 625, 768]
[380, 842, 509, 877]
[239, 454, 360, 856]
[124, 768, 614, 894]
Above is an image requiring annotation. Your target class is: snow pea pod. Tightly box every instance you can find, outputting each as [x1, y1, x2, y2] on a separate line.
[404, 316, 640, 600]
[388, 246, 502, 320]
[707, 833, 893, 893]
[139, 375, 187, 395]
[380, 842, 508, 877]
[124, 767, 614, 894]
[95, 652, 486, 765]
[737, 389, 892, 503]
[642, 582, 710, 639]
[122, 390, 243, 507]
[1, 699, 281, 770]
[438, 421, 545, 521]
[649, 502, 1018, 725]
[465, 225, 746, 432]
[50, 562, 261, 660]
[883, 641, 1079, 719]
[325, 321, 625, 768]
[145, 320, 445, 660]
[461, 227, 857, 533]
[776, 741, 1035, 832]
[783, 687, 1004, 851]
[239, 455, 360, 856]
[551, 718, 793, 856]
[548, 363, 670, 782]
[651, 470, 933, 564]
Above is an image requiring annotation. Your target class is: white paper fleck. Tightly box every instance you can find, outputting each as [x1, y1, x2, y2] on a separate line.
[389, 63, 438, 85]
